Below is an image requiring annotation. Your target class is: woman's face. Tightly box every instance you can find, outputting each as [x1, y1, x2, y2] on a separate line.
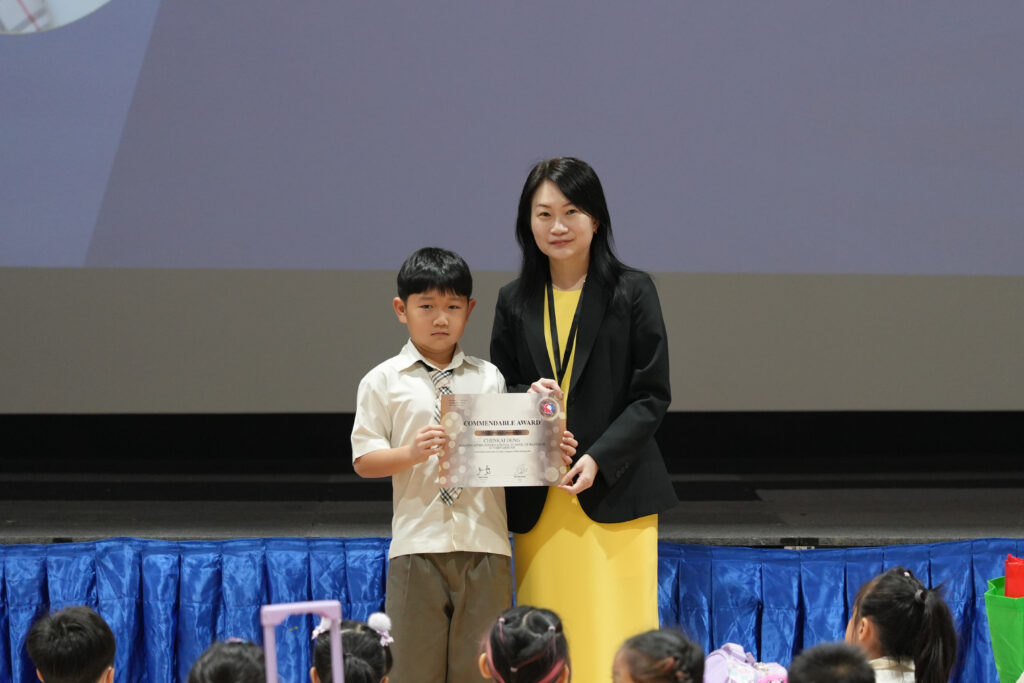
[530, 180, 597, 271]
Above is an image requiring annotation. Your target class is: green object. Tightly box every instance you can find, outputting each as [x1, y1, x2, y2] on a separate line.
[985, 577, 1024, 683]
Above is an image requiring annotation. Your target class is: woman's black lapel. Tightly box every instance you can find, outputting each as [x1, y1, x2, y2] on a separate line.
[524, 287, 553, 380]
[568, 278, 611, 392]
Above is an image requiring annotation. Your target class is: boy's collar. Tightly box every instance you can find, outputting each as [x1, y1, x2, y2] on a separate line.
[399, 339, 481, 372]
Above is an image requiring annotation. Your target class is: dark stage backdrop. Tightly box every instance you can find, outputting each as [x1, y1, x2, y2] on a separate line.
[2, 1, 1023, 414]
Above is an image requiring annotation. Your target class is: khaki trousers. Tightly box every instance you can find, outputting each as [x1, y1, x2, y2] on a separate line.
[385, 552, 511, 683]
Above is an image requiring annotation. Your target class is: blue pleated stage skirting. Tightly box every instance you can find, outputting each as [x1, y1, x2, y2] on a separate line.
[2, 536, 1020, 682]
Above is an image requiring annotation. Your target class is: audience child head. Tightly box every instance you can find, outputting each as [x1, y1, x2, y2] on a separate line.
[788, 642, 875, 683]
[612, 628, 704, 683]
[479, 605, 570, 683]
[26, 605, 116, 683]
[310, 612, 394, 683]
[187, 640, 265, 683]
[845, 566, 956, 683]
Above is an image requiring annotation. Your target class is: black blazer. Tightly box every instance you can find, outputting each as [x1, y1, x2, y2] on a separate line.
[490, 270, 679, 533]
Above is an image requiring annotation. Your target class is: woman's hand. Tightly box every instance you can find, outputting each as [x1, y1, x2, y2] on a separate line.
[528, 377, 563, 400]
[559, 453, 598, 495]
[559, 431, 577, 467]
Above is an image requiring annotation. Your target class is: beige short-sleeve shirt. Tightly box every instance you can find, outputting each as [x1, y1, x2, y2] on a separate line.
[351, 340, 510, 559]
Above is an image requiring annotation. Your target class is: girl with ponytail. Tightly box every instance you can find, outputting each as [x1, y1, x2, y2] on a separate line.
[479, 606, 571, 683]
[845, 566, 957, 683]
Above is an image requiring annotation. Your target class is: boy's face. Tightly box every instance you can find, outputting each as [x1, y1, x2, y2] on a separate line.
[393, 288, 475, 368]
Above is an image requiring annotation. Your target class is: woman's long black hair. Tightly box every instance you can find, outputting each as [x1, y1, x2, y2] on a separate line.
[511, 157, 632, 313]
[852, 566, 957, 683]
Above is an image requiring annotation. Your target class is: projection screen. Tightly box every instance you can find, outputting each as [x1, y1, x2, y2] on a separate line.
[2, 0, 1022, 413]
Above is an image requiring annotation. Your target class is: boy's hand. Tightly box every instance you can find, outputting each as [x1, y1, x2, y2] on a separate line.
[559, 453, 598, 495]
[528, 377, 563, 400]
[559, 431, 577, 467]
[411, 425, 448, 463]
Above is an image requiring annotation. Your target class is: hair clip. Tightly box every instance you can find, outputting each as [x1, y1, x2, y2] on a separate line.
[498, 616, 506, 643]
[903, 570, 912, 578]
[226, 637, 245, 644]
[311, 617, 332, 641]
[367, 612, 394, 647]
[548, 625, 556, 632]
[914, 589, 925, 603]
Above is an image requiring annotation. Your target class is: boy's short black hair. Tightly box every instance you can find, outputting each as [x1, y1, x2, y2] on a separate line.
[187, 640, 265, 683]
[396, 247, 473, 301]
[788, 642, 875, 683]
[26, 605, 116, 683]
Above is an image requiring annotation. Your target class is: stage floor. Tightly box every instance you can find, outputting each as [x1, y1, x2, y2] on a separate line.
[3, 472, 1023, 547]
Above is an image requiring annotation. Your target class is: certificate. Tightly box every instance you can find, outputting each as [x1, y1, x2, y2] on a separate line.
[438, 393, 568, 487]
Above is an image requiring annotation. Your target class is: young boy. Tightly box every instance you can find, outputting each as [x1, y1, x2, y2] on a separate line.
[352, 247, 573, 683]
[26, 605, 116, 683]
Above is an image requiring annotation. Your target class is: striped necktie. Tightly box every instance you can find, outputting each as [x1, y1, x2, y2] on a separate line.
[426, 363, 462, 505]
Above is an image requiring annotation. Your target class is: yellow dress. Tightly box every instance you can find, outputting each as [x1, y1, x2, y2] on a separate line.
[513, 287, 659, 683]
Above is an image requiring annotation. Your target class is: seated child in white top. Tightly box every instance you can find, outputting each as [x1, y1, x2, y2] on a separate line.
[845, 566, 957, 683]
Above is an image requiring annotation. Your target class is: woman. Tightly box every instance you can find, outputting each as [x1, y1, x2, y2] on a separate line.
[490, 157, 678, 681]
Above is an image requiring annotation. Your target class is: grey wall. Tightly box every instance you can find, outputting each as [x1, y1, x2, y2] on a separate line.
[2, 268, 1020, 413]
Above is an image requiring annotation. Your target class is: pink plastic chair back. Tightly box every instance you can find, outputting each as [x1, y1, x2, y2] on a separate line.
[260, 599, 343, 683]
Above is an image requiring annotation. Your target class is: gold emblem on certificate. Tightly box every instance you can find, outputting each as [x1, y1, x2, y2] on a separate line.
[438, 393, 568, 487]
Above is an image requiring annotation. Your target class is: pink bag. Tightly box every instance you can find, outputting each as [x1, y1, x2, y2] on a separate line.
[704, 642, 787, 683]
